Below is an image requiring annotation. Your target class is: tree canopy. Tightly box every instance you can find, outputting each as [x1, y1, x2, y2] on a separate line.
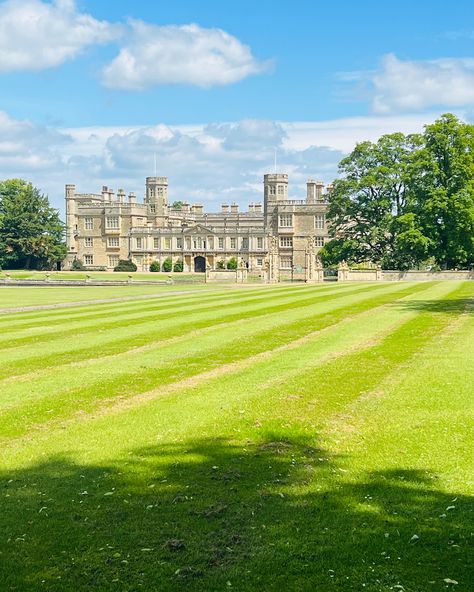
[0, 179, 66, 270]
[321, 114, 474, 270]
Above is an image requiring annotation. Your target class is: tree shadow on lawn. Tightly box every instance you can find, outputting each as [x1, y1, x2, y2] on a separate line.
[391, 297, 474, 315]
[1, 434, 472, 591]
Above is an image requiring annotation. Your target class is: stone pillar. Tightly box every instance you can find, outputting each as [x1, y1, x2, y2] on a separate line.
[337, 261, 349, 282]
[267, 235, 280, 283]
[305, 236, 324, 283]
[305, 236, 324, 284]
[236, 260, 248, 283]
[376, 265, 383, 281]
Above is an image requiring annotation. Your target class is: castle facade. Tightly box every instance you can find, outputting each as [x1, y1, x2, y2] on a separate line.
[64, 174, 331, 276]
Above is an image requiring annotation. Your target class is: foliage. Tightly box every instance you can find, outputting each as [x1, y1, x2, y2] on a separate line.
[162, 257, 173, 272]
[173, 259, 184, 272]
[114, 259, 137, 272]
[319, 238, 359, 267]
[412, 114, 474, 269]
[226, 257, 238, 270]
[0, 179, 66, 269]
[325, 114, 474, 269]
[171, 200, 183, 210]
[149, 261, 160, 272]
[71, 258, 85, 271]
[216, 259, 226, 269]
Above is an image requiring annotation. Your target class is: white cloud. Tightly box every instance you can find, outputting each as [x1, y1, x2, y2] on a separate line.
[102, 20, 271, 90]
[0, 0, 120, 72]
[281, 112, 455, 152]
[360, 54, 474, 114]
[0, 110, 70, 170]
[4, 110, 464, 215]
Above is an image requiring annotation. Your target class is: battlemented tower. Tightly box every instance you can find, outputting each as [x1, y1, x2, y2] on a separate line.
[263, 173, 288, 229]
[145, 176, 168, 216]
[306, 179, 325, 203]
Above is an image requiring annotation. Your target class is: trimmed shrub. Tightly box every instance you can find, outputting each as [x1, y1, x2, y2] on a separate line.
[173, 259, 184, 272]
[149, 261, 160, 272]
[226, 257, 238, 270]
[114, 259, 137, 272]
[71, 258, 85, 271]
[162, 257, 173, 272]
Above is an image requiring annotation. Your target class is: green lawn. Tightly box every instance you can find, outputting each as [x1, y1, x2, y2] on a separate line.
[0, 282, 473, 591]
[0, 283, 213, 308]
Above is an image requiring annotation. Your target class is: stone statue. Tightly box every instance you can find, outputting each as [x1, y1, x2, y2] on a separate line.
[269, 234, 278, 252]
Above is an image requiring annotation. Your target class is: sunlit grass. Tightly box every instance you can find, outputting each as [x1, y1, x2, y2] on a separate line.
[1, 281, 473, 591]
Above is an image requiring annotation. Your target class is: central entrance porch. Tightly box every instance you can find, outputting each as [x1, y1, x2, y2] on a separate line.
[194, 256, 206, 273]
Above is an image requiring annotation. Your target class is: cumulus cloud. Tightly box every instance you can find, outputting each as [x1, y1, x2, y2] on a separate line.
[0, 1, 269, 88]
[5, 110, 459, 214]
[348, 54, 474, 114]
[101, 20, 271, 90]
[204, 120, 286, 151]
[0, 110, 70, 171]
[0, 0, 120, 72]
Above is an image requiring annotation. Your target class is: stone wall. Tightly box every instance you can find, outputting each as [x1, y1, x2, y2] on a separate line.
[381, 270, 474, 281]
[337, 267, 474, 282]
[205, 269, 239, 283]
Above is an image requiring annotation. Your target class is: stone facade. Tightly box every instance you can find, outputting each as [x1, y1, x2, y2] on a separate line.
[64, 174, 331, 275]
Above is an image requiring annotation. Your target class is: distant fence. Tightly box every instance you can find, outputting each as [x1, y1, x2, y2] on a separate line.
[337, 268, 474, 282]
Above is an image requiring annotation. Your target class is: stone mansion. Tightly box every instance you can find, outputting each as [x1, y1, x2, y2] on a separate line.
[64, 174, 331, 275]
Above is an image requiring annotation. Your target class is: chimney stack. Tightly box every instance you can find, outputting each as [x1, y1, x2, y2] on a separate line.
[231, 203, 239, 214]
[306, 179, 325, 203]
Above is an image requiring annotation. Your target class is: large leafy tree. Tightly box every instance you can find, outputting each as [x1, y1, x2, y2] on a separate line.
[322, 114, 474, 269]
[0, 179, 66, 270]
[322, 132, 426, 269]
[413, 114, 474, 268]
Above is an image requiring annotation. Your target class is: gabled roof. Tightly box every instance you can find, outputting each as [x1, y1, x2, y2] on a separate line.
[181, 223, 218, 236]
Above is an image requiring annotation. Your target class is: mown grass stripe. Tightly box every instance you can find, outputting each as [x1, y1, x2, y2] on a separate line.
[0, 282, 472, 592]
[0, 281, 425, 408]
[0, 282, 446, 440]
[0, 283, 391, 377]
[0, 285, 344, 346]
[0, 284, 303, 328]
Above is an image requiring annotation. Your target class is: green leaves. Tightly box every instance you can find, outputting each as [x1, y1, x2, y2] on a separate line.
[324, 114, 474, 269]
[0, 179, 66, 270]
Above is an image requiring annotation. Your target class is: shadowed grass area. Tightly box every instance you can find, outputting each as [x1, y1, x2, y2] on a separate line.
[1, 438, 472, 592]
[0, 282, 473, 591]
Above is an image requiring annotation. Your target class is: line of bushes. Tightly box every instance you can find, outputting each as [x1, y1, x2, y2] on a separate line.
[150, 258, 184, 272]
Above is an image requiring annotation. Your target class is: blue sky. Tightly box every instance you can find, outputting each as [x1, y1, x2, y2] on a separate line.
[1, 0, 474, 212]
